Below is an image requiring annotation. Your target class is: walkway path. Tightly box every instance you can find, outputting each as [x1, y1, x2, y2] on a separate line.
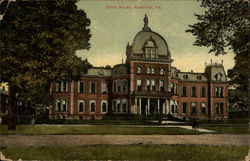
[1, 134, 249, 147]
[36, 124, 215, 133]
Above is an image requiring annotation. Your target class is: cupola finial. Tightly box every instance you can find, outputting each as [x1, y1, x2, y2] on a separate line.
[144, 14, 148, 28]
[142, 14, 151, 31]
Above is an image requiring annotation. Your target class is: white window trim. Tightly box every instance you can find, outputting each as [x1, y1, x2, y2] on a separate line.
[56, 99, 68, 112]
[78, 100, 85, 112]
[101, 100, 108, 113]
[78, 81, 85, 93]
[182, 102, 187, 114]
[89, 100, 96, 113]
[90, 82, 96, 94]
[137, 66, 141, 74]
[122, 99, 128, 113]
[136, 79, 142, 90]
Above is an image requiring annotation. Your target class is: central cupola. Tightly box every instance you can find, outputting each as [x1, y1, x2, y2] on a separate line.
[126, 14, 171, 62]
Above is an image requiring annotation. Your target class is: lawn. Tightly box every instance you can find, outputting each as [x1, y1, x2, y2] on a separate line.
[1, 145, 249, 161]
[0, 125, 201, 135]
[201, 124, 249, 134]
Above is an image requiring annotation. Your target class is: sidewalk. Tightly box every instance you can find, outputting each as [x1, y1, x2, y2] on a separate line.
[35, 124, 215, 133]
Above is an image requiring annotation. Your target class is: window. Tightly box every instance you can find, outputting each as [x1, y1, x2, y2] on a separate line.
[122, 100, 127, 112]
[147, 67, 151, 74]
[78, 81, 84, 93]
[171, 100, 177, 113]
[56, 99, 68, 112]
[182, 86, 187, 97]
[101, 81, 108, 94]
[122, 80, 127, 92]
[151, 80, 156, 91]
[137, 67, 141, 74]
[117, 81, 121, 93]
[191, 102, 197, 115]
[137, 79, 142, 91]
[145, 49, 151, 58]
[182, 102, 187, 114]
[160, 80, 164, 92]
[56, 81, 68, 92]
[215, 87, 224, 97]
[90, 100, 96, 112]
[160, 68, 165, 75]
[78, 100, 84, 112]
[171, 83, 178, 95]
[197, 75, 202, 80]
[183, 74, 188, 79]
[90, 82, 96, 94]
[215, 103, 224, 114]
[171, 104, 175, 113]
[151, 67, 155, 74]
[101, 101, 108, 113]
[215, 73, 223, 81]
[112, 100, 116, 112]
[191, 86, 196, 97]
[116, 100, 121, 112]
[201, 103, 206, 114]
[151, 49, 156, 58]
[201, 87, 206, 97]
[147, 79, 150, 91]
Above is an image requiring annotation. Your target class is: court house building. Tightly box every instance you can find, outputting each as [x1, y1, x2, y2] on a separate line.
[50, 15, 228, 120]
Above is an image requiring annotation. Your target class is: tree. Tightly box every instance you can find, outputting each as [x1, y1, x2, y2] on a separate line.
[0, 0, 91, 130]
[186, 0, 249, 110]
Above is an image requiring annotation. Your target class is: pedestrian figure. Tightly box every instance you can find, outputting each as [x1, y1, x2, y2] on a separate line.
[192, 119, 199, 130]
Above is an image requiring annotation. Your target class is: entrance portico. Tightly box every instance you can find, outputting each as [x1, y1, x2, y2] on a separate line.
[135, 97, 170, 115]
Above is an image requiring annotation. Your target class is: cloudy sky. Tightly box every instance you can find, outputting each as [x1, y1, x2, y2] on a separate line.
[76, 0, 234, 73]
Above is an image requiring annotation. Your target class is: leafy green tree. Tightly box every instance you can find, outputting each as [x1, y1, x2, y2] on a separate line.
[186, 0, 249, 110]
[0, 0, 91, 130]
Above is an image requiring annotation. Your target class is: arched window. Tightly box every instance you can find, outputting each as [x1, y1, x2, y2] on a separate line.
[137, 66, 141, 74]
[160, 68, 165, 75]
[215, 73, 223, 81]
[144, 39, 157, 58]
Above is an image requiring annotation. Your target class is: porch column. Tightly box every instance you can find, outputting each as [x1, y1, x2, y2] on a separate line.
[135, 98, 137, 114]
[147, 98, 150, 115]
[139, 98, 141, 114]
[165, 99, 169, 114]
[157, 98, 160, 115]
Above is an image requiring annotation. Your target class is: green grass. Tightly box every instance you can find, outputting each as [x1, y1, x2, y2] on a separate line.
[201, 124, 249, 134]
[42, 118, 159, 125]
[1, 145, 249, 161]
[0, 125, 201, 135]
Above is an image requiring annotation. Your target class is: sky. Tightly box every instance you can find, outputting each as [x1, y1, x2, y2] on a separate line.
[76, 0, 235, 73]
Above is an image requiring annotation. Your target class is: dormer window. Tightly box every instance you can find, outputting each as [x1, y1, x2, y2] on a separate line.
[144, 38, 158, 58]
[215, 73, 223, 81]
[197, 75, 202, 80]
[183, 74, 188, 79]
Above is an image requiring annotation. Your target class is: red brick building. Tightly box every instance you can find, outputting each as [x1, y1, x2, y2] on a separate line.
[50, 15, 228, 120]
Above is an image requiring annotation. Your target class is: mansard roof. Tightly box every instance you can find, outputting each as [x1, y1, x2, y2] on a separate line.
[85, 67, 111, 77]
[112, 64, 129, 76]
[131, 15, 170, 56]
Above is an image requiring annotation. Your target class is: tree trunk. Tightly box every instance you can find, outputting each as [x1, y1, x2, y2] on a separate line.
[8, 85, 16, 130]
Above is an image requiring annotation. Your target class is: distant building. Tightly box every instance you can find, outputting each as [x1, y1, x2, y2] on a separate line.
[0, 83, 36, 124]
[50, 15, 228, 120]
[0, 83, 9, 115]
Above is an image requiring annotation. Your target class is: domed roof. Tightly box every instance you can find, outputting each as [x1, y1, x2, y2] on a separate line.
[112, 64, 129, 76]
[131, 15, 170, 55]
